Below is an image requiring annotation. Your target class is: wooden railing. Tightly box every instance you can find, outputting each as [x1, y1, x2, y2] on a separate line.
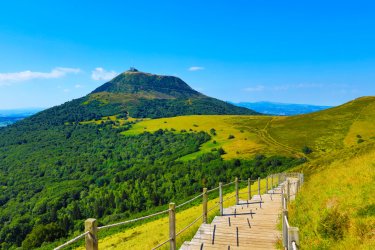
[281, 173, 304, 250]
[54, 172, 303, 250]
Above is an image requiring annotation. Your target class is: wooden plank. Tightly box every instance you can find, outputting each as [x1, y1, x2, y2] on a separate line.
[180, 184, 287, 250]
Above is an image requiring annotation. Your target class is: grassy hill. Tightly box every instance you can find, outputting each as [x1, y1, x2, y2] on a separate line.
[1, 73, 374, 250]
[119, 96, 375, 160]
[76, 96, 375, 250]
[288, 141, 375, 249]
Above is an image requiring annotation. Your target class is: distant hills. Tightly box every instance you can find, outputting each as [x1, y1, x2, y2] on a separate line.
[0, 108, 43, 127]
[231, 101, 332, 115]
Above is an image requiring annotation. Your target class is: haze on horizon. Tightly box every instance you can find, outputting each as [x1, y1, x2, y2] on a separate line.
[0, 0, 374, 109]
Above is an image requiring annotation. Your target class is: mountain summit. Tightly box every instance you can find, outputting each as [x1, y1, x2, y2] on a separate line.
[91, 69, 202, 99]
[79, 69, 256, 119]
[21, 69, 258, 125]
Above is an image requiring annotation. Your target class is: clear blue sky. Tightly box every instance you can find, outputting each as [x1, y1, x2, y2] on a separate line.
[1, 0, 374, 109]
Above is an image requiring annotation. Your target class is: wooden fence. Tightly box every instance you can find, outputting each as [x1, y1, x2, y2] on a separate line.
[54, 172, 303, 250]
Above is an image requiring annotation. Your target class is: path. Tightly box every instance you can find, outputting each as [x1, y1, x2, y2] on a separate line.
[181, 179, 298, 250]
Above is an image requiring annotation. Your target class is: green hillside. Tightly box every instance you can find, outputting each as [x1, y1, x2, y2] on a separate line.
[121, 96, 375, 160]
[0, 69, 374, 250]
[288, 141, 375, 249]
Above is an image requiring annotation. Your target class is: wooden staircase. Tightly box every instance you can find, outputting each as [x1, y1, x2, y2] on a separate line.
[181, 185, 283, 250]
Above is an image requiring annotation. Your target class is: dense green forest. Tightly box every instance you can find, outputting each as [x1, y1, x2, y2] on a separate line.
[0, 117, 303, 249]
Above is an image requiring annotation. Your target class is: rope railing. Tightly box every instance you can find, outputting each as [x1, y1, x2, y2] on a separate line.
[222, 193, 237, 203]
[175, 193, 203, 209]
[55, 173, 303, 250]
[176, 214, 203, 237]
[282, 174, 303, 250]
[54, 231, 89, 250]
[207, 202, 220, 213]
[206, 185, 220, 193]
[151, 237, 172, 250]
[98, 208, 170, 230]
[221, 180, 235, 187]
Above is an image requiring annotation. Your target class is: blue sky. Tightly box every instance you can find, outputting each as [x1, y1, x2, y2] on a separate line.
[0, 0, 374, 109]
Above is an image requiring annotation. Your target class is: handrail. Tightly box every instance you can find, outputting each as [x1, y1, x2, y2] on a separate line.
[151, 237, 172, 250]
[284, 215, 290, 228]
[282, 175, 303, 250]
[98, 208, 169, 230]
[222, 193, 237, 203]
[221, 180, 235, 187]
[206, 185, 220, 193]
[54, 231, 89, 250]
[56, 173, 303, 250]
[176, 193, 204, 209]
[207, 202, 220, 213]
[176, 214, 203, 237]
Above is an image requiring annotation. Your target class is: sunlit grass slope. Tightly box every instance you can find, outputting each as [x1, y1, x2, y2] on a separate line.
[288, 142, 375, 249]
[121, 96, 375, 160]
[267, 96, 375, 155]
[123, 115, 274, 160]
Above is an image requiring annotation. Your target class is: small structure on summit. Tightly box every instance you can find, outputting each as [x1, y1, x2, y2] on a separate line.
[127, 67, 139, 72]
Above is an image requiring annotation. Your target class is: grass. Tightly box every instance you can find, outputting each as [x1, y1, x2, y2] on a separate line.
[122, 115, 272, 160]
[288, 142, 375, 249]
[118, 96, 375, 161]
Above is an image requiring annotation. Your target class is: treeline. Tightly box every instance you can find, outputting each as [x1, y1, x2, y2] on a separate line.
[0, 119, 303, 249]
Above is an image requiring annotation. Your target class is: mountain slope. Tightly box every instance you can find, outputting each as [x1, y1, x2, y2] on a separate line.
[123, 96, 375, 160]
[23, 69, 257, 127]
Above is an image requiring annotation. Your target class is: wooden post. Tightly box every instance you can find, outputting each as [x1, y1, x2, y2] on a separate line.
[277, 173, 280, 185]
[219, 182, 223, 216]
[266, 176, 268, 194]
[247, 178, 251, 201]
[296, 179, 300, 194]
[85, 218, 98, 250]
[169, 203, 176, 250]
[257, 177, 260, 196]
[287, 180, 290, 203]
[282, 209, 288, 248]
[288, 227, 299, 249]
[235, 177, 239, 205]
[203, 188, 208, 223]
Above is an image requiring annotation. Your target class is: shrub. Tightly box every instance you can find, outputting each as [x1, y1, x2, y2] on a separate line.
[228, 134, 235, 139]
[318, 208, 349, 240]
[302, 146, 313, 154]
[357, 138, 365, 144]
[210, 128, 216, 135]
[217, 147, 226, 155]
